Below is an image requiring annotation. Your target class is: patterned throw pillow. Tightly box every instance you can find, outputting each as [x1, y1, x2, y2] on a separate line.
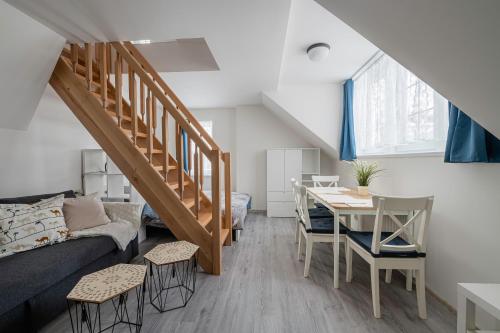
[0, 194, 68, 258]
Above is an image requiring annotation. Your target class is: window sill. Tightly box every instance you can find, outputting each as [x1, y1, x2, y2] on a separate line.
[356, 151, 444, 159]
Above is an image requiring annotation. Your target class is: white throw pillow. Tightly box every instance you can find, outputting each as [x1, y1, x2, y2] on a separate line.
[102, 202, 143, 229]
[0, 194, 68, 258]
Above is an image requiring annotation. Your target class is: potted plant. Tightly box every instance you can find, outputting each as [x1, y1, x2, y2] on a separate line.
[351, 160, 382, 195]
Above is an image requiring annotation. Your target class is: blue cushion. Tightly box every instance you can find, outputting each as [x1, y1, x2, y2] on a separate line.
[347, 231, 426, 258]
[308, 208, 332, 218]
[301, 217, 348, 234]
[315, 203, 328, 210]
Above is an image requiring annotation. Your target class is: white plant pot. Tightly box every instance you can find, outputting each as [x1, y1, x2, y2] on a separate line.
[357, 186, 369, 195]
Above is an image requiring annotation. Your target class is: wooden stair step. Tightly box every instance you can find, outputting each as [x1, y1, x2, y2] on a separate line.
[138, 147, 162, 155]
[121, 128, 147, 139]
[152, 164, 176, 172]
[73, 66, 100, 82]
[168, 179, 188, 190]
[198, 210, 212, 228]
[221, 228, 230, 246]
[182, 197, 195, 209]
[106, 109, 132, 122]
[91, 91, 116, 104]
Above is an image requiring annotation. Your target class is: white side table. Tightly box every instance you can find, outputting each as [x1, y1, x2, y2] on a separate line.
[457, 283, 500, 333]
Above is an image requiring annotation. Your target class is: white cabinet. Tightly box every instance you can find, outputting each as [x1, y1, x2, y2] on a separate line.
[266, 149, 285, 192]
[266, 148, 319, 217]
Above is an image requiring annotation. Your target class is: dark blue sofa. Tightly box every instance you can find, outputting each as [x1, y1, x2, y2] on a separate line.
[0, 190, 139, 332]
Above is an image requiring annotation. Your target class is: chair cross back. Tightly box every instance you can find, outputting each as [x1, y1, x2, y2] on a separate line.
[296, 184, 312, 230]
[291, 179, 312, 229]
[371, 195, 434, 255]
[311, 175, 339, 188]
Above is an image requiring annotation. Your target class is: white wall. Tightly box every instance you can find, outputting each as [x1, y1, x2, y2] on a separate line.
[0, 1, 65, 130]
[263, 84, 342, 156]
[0, 86, 99, 197]
[333, 155, 500, 311]
[189, 108, 237, 191]
[191, 105, 334, 210]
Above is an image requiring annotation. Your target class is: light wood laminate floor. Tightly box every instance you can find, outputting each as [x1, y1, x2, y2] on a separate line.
[42, 212, 456, 333]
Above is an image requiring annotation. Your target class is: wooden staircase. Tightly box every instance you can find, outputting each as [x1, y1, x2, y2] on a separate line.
[50, 42, 232, 274]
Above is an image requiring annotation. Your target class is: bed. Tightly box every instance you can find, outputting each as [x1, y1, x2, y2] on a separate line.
[142, 192, 251, 235]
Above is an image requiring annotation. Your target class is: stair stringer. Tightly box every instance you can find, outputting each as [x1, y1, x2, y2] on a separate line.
[49, 58, 214, 273]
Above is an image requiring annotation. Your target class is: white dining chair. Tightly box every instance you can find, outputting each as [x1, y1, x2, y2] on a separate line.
[291, 178, 333, 244]
[345, 195, 434, 319]
[295, 183, 348, 278]
[312, 175, 340, 188]
[311, 175, 340, 210]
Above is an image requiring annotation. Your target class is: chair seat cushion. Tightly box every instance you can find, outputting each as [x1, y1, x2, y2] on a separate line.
[308, 208, 332, 218]
[301, 217, 348, 234]
[347, 231, 426, 258]
[314, 203, 328, 210]
[295, 208, 332, 218]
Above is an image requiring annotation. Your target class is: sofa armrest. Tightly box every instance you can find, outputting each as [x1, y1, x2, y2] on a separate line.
[102, 202, 143, 230]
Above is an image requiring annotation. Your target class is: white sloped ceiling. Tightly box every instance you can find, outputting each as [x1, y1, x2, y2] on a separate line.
[0, 1, 65, 130]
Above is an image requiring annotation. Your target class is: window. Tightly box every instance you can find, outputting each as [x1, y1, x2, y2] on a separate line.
[353, 54, 448, 156]
[190, 121, 213, 175]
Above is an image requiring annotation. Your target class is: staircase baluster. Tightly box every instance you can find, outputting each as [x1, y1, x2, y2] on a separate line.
[223, 152, 232, 246]
[152, 95, 157, 136]
[194, 146, 200, 219]
[99, 43, 108, 108]
[106, 44, 112, 76]
[147, 89, 153, 162]
[200, 151, 204, 191]
[176, 122, 184, 200]
[70, 44, 78, 73]
[211, 149, 222, 274]
[129, 69, 137, 145]
[115, 53, 123, 127]
[84, 43, 93, 91]
[162, 107, 169, 181]
[140, 79, 145, 121]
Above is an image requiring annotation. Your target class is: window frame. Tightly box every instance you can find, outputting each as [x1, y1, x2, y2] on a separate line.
[353, 54, 448, 158]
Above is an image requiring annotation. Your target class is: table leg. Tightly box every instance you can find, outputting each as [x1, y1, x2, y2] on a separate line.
[457, 293, 475, 333]
[333, 210, 340, 288]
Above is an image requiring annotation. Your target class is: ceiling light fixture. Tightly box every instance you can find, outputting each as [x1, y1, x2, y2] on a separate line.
[307, 43, 331, 62]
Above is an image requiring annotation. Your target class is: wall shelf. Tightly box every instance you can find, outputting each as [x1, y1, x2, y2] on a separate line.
[82, 149, 130, 201]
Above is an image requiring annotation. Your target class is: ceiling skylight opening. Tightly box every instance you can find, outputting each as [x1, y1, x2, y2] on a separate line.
[131, 39, 151, 45]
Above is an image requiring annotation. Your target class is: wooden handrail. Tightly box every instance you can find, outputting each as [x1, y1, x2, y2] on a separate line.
[111, 42, 213, 156]
[122, 41, 221, 152]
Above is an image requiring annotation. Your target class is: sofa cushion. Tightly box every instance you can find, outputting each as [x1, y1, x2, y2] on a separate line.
[0, 236, 117, 316]
[0, 195, 69, 258]
[347, 231, 426, 258]
[0, 190, 76, 205]
[63, 194, 110, 232]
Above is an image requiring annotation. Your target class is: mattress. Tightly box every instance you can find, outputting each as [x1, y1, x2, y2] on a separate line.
[142, 192, 251, 230]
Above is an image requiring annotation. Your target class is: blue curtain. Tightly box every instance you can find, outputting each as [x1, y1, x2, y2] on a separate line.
[340, 79, 357, 160]
[182, 129, 189, 171]
[445, 102, 500, 163]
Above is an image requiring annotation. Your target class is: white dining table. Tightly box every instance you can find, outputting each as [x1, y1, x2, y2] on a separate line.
[306, 187, 409, 288]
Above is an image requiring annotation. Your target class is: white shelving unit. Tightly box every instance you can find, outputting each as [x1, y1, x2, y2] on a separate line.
[266, 148, 320, 217]
[82, 149, 130, 201]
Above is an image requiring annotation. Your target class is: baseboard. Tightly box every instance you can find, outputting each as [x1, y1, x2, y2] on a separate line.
[393, 269, 456, 313]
